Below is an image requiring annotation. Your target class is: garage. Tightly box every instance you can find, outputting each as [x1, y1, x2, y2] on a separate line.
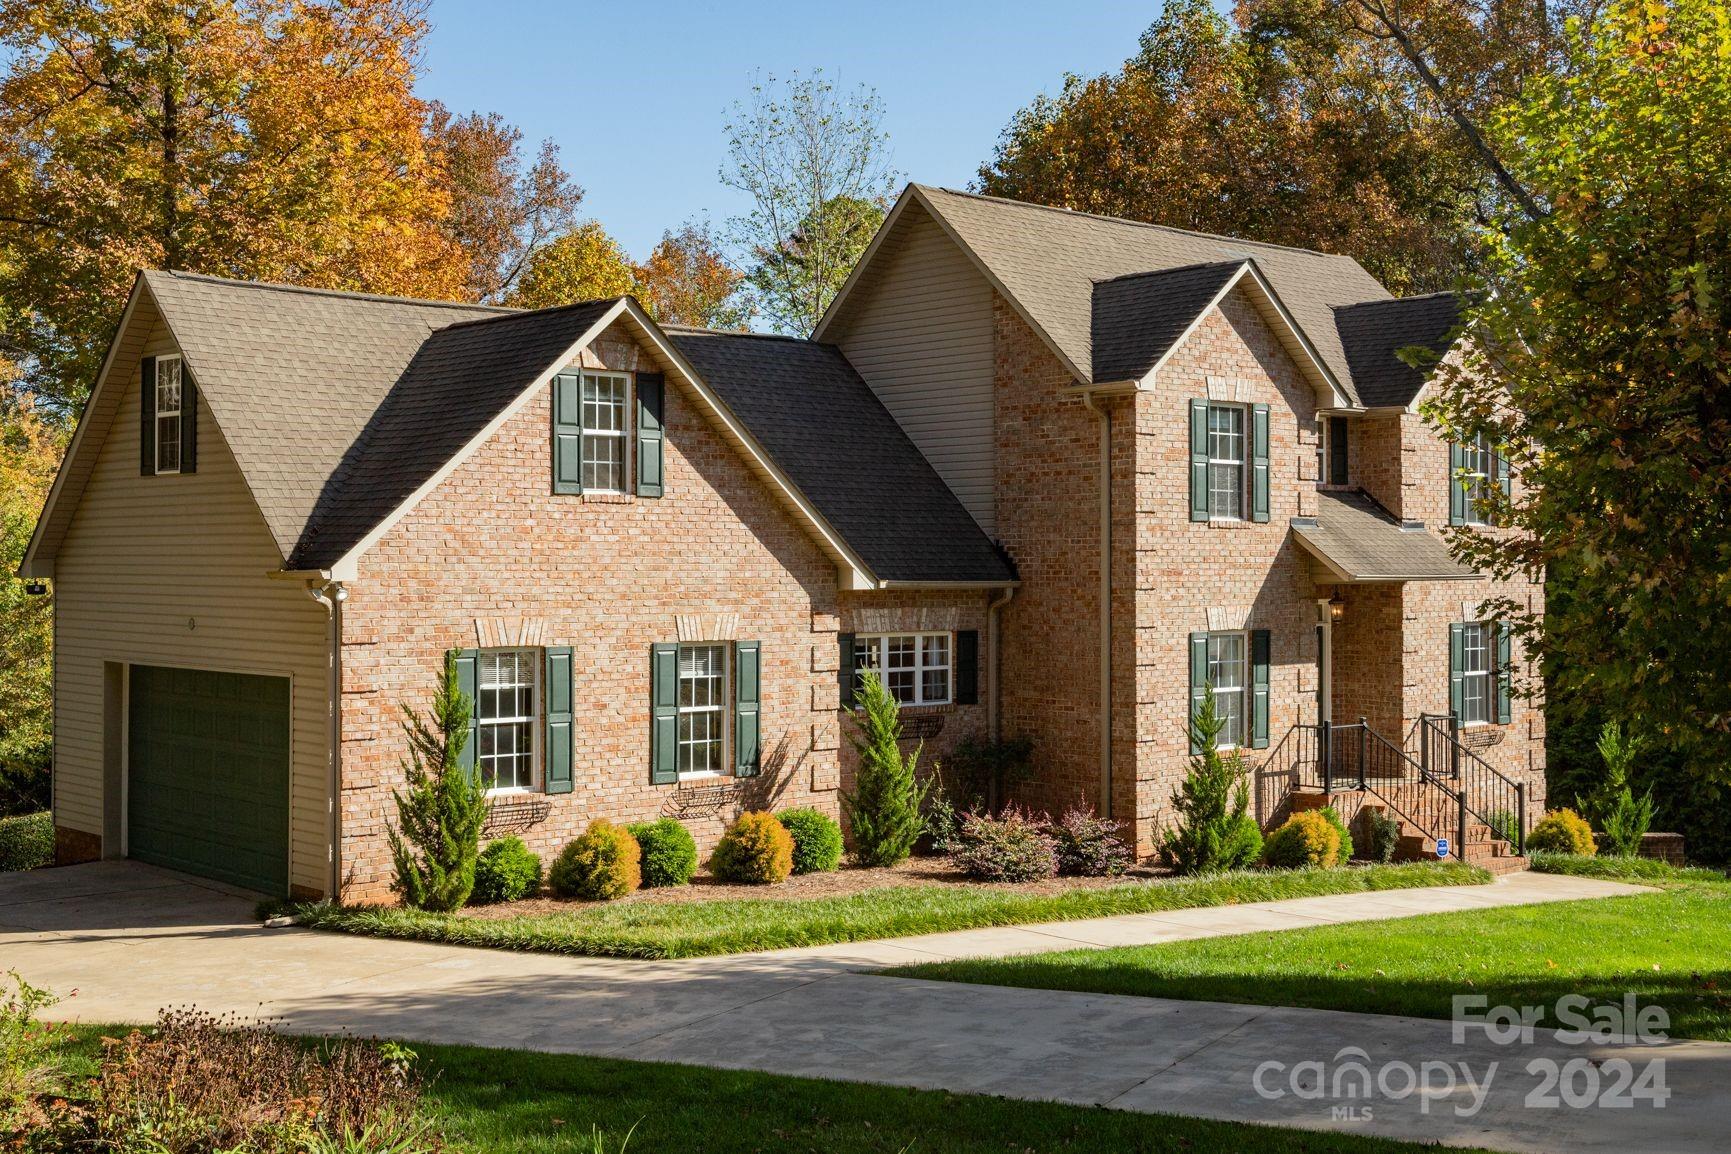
[127, 665, 292, 895]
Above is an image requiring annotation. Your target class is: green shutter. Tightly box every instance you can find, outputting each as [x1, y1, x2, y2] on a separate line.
[544, 646, 574, 794]
[1495, 625, 1513, 724]
[1448, 624, 1465, 718]
[180, 368, 198, 474]
[636, 371, 664, 498]
[1189, 632, 1209, 754]
[1189, 400, 1209, 522]
[650, 643, 678, 784]
[734, 640, 761, 776]
[1251, 403, 1270, 523]
[553, 372, 583, 495]
[1448, 441, 1467, 526]
[1495, 449, 1512, 525]
[954, 630, 979, 705]
[838, 633, 856, 708]
[452, 649, 478, 773]
[140, 356, 156, 476]
[1250, 629, 1270, 748]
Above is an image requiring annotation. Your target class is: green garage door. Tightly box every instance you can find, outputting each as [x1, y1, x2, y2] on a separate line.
[128, 665, 291, 895]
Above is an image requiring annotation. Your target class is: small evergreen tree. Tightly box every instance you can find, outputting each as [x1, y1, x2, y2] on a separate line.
[1586, 720, 1655, 857]
[1159, 688, 1262, 874]
[387, 652, 488, 910]
[841, 670, 930, 866]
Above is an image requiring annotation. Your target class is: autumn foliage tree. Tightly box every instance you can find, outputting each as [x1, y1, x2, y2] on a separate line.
[0, 393, 65, 813]
[634, 222, 749, 330]
[505, 220, 636, 311]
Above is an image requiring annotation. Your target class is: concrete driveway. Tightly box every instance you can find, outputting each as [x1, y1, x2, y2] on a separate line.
[4, 860, 1726, 1154]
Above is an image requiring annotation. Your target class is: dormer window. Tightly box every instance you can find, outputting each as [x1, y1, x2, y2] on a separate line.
[552, 368, 665, 498]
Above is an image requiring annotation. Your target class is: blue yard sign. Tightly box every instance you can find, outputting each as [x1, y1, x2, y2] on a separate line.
[1435, 837, 1451, 859]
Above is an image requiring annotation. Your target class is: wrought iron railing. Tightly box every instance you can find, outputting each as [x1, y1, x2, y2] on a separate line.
[1418, 712, 1527, 855]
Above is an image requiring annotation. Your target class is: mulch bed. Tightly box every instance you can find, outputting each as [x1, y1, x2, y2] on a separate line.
[458, 857, 1172, 920]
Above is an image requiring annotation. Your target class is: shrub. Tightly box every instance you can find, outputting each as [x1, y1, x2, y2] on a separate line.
[548, 820, 642, 900]
[951, 809, 1058, 882]
[776, 808, 843, 875]
[1361, 809, 1401, 864]
[1159, 689, 1262, 874]
[628, 818, 699, 887]
[841, 670, 930, 866]
[1262, 811, 1342, 869]
[470, 837, 542, 905]
[1599, 788, 1656, 857]
[1318, 806, 1355, 861]
[386, 652, 487, 911]
[921, 776, 967, 856]
[712, 812, 794, 884]
[0, 812, 51, 873]
[1, 971, 68, 1126]
[1580, 720, 1655, 856]
[1527, 808, 1597, 856]
[939, 735, 1035, 814]
[1048, 808, 1133, 877]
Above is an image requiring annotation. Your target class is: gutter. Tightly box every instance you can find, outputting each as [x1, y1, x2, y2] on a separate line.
[1079, 388, 1113, 817]
[986, 586, 1017, 743]
[305, 579, 347, 899]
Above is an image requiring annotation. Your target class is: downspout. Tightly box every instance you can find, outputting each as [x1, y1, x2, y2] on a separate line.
[307, 580, 347, 899]
[1080, 390, 1112, 817]
[986, 586, 1017, 743]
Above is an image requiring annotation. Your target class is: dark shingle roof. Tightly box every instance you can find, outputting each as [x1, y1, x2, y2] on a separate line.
[667, 328, 1015, 585]
[1090, 262, 1244, 382]
[1334, 293, 1465, 409]
[287, 300, 620, 569]
[1292, 489, 1475, 582]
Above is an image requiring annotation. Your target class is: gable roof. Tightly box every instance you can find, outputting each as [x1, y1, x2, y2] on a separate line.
[1334, 292, 1467, 409]
[822, 186, 1390, 403]
[1090, 262, 1245, 383]
[667, 328, 1014, 585]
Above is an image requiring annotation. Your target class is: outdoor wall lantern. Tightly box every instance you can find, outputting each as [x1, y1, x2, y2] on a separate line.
[1328, 594, 1346, 624]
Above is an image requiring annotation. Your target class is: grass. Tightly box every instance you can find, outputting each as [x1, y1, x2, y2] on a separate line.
[892, 860, 1731, 1040]
[51, 1025, 1501, 1153]
[296, 860, 1490, 959]
[1527, 849, 1726, 883]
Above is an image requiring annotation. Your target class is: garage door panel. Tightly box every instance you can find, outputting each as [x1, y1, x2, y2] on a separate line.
[128, 666, 291, 895]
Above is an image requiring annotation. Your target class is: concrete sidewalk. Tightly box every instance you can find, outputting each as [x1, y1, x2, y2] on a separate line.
[6, 861, 1722, 1154]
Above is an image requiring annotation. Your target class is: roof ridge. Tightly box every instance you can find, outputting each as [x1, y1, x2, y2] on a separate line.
[919, 185, 1366, 262]
[1336, 290, 1462, 310]
[431, 296, 625, 334]
[663, 324, 823, 345]
[1092, 259, 1248, 287]
[148, 269, 519, 313]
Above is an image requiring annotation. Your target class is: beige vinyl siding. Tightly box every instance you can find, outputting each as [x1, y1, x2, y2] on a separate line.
[834, 204, 998, 534]
[52, 320, 331, 894]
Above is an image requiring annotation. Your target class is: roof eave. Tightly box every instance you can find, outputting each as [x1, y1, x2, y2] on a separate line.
[1290, 526, 1480, 583]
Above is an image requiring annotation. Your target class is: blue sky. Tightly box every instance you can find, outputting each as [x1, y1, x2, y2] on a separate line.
[415, 1, 1159, 259]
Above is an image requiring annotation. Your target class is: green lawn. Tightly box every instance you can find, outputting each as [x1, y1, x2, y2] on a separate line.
[892, 860, 1731, 1041]
[47, 1025, 1503, 1154]
[296, 861, 1489, 959]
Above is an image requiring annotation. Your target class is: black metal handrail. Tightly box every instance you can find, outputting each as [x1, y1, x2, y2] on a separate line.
[1253, 723, 1322, 828]
[1418, 712, 1527, 854]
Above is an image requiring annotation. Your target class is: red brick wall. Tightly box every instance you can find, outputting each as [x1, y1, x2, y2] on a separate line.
[1354, 414, 1405, 516]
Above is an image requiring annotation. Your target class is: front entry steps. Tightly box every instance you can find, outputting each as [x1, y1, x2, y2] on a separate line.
[1290, 788, 1527, 874]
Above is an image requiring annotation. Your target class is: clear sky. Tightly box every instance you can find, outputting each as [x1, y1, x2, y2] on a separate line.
[414, 0, 1159, 259]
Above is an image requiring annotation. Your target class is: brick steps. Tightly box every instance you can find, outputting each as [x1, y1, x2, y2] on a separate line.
[1290, 788, 1526, 874]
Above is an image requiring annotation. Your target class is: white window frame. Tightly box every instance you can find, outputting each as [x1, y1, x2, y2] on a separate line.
[154, 355, 183, 475]
[854, 632, 952, 707]
[1205, 630, 1249, 749]
[475, 647, 540, 794]
[676, 642, 729, 778]
[579, 370, 633, 494]
[1460, 432, 1495, 526]
[1206, 402, 1247, 521]
[1459, 622, 1494, 727]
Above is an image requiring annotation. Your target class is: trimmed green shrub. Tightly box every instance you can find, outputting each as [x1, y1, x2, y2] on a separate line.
[1361, 809, 1401, 864]
[1262, 811, 1342, 869]
[1048, 808, 1132, 877]
[628, 817, 699, 887]
[1159, 688, 1262, 874]
[0, 811, 52, 872]
[712, 812, 794, 884]
[776, 808, 843, 875]
[841, 671, 929, 866]
[470, 837, 542, 905]
[386, 652, 487, 911]
[548, 820, 641, 901]
[951, 809, 1058, 882]
[1318, 805, 1355, 861]
[1527, 808, 1596, 856]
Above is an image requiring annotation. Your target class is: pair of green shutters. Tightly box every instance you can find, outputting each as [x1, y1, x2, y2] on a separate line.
[1447, 440, 1513, 526]
[453, 648, 576, 793]
[553, 371, 664, 496]
[1188, 631, 1270, 751]
[835, 632, 980, 708]
[649, 641, 761, 784]
[1189, 400, 1269, 522]
[1448, 623, 1513, 724]
[138, 356, 198, 475]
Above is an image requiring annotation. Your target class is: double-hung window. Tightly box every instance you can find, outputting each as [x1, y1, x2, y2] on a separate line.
[154, 356, 183, 475]
[853, 632, 951, 706]
[476, 649, 538, 791]
[676, 643, 728, 775]
[1207, 403, 1246, 519]
[1205, 632, 1248, 747]
[580, 372, 630, 493]
[1460, 432, 1495, 526]
[1458, 622, 1493, 725]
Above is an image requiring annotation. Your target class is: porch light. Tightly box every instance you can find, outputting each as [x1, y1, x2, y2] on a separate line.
[1328, 595, 1346, 624]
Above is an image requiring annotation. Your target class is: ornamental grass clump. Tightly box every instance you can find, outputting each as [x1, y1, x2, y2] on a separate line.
[549, 820, 641, 901]
[1262, 811, 1342, 869]
[1048, 807, 1132, 877]
[628, 817, 699, 887]
[470, 836, 542, 905]
[951, 809, 1058, 882]
[387, 652, 487, 911]
[776, 808, 844, 874]
[841, 670, 929, 867]
[712, 812, 795, 884]
[1159, 689, 1262, 874]
[1527, 808, 1597, 856]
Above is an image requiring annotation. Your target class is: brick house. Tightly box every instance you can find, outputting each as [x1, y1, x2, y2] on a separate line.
[22, 184, 1540, 899]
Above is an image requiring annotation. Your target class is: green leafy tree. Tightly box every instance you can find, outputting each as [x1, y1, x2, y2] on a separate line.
[1424, 0, 1731, 801]
[386, 652, 487, 911]
[841, 670, 930, 867]
[504, 220, 636, 310]
[0, 395, 63, 814]
[1159, 688, 1262, 874]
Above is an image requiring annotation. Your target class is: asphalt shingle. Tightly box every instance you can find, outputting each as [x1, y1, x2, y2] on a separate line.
[1292, 489, 1475, 582]
[1090, 262, 1245, 383]
[1334, 292, 1466, 409]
